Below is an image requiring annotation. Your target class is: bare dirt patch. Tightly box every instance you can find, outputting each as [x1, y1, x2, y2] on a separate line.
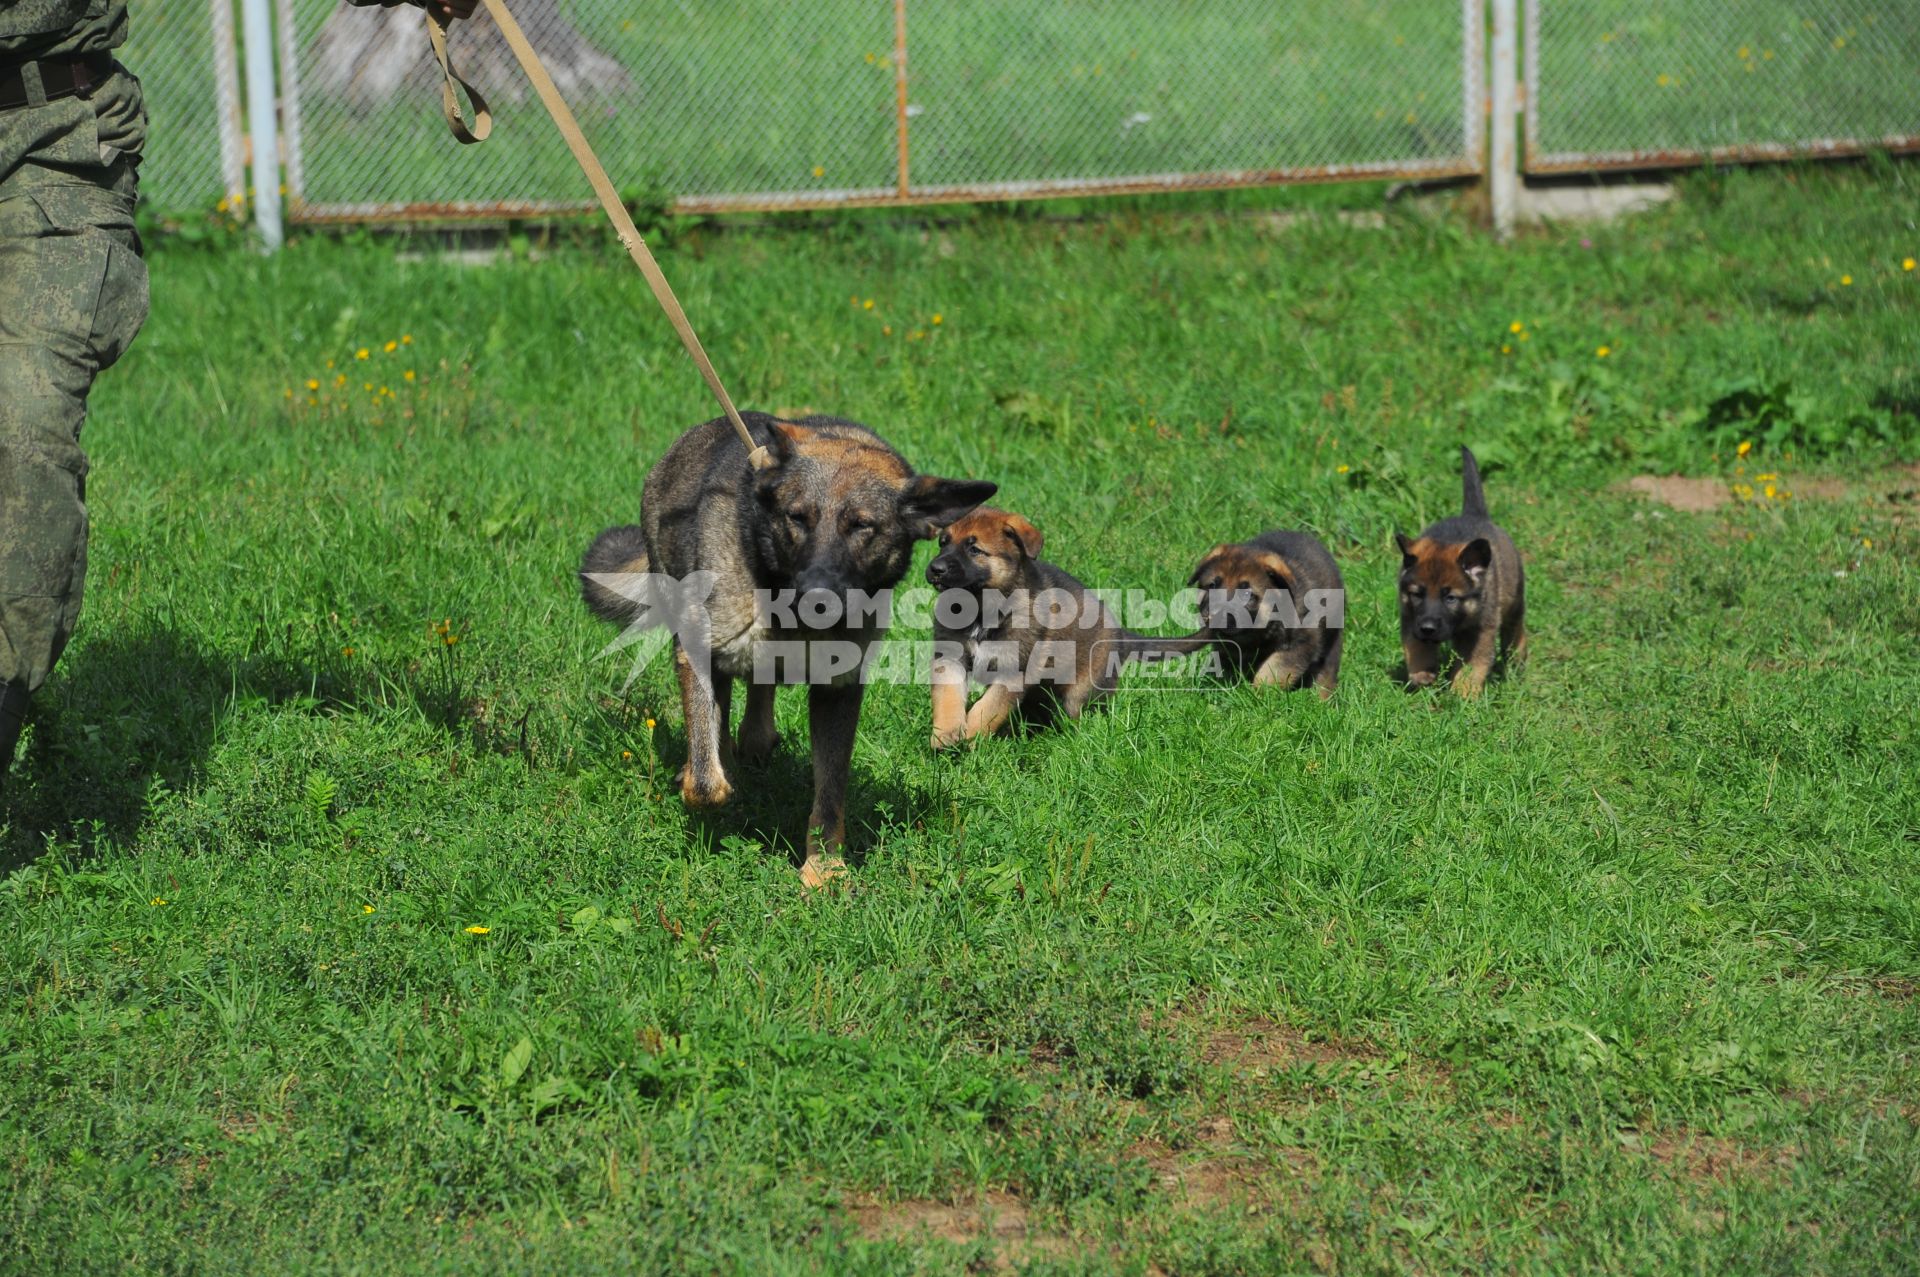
[1621, 1130, 1797, 1186]
[1130, 1114, 1317, 1211]
[850, 1191, 1071, 1267]
[1623, 475, 1730, 512]
[1201, 1016, 1373, 1075]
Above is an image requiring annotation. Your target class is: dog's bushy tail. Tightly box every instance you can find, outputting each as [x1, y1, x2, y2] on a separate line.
[1460, 445, 1490, 519]
[579, 525, 651, 625]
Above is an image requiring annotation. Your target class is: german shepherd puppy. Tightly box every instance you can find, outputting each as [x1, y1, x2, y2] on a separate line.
[926, 508, 1208, 748]
[1395, 446, 1526, 697]
[581, 412, 994, 886]
[1187, 531, 1345, 697]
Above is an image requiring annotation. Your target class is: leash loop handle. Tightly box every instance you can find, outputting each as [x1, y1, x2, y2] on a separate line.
[427, 11, 492, 145]
[432, 0, 768, 469]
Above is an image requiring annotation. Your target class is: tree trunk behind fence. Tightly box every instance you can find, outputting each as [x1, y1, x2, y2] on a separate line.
[309, 0, 635, 108]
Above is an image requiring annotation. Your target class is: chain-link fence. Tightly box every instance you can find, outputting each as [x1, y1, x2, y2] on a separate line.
[276, 0, 1483, 221]
[121, 0, 243, 212]
[115, 2, 1920, 224]
[1525, 0, 1920, 172]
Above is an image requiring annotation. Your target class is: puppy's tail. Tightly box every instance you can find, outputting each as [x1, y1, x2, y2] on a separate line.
[1112, 629, 1215, 664]
[1460, 445, 1490, 519]
[579, 525, 652, 625]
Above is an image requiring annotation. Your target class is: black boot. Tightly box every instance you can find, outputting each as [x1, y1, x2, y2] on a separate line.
[0, 682, 27, 786]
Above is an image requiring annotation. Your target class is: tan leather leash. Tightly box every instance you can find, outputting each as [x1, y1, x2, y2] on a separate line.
[427, 1, 772, 470]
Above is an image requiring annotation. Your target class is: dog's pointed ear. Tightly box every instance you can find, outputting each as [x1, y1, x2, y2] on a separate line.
[1458, 537, 1492, 585]
[1394, 532, 1417, 566]
[1187, 544, 1230, 587]
[1001, 514, 1043, 559]
[764, 420, 804, 464]
[1255, 552, 1294, 591]
[900, 476, 997, 539]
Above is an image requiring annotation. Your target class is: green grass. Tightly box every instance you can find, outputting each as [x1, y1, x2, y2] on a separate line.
[5, 162, 1920, 1273]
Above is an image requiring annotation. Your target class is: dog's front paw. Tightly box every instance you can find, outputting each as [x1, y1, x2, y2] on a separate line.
[736, 727, 781, 763]
[799, 853, 848, 891]
[930, 728, 966, 752]
[679, 766, 734, 809]
[1407, 670, 1438, 688]
[1451, 667, 1487, 699]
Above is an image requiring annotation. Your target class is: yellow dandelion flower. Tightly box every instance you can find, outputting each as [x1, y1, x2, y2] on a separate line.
[1764, 483, 1777, 498]
[1596, 345, 1611, 358]
[882, 325, 893, 336]
[1737, 440, 1752, 457]
[1832, 36, 1845, 49]
[342, 645, 355, 656]
[645, 717, 657, 729]
[363, 904, 375, 914]
[1518, 331, 1530, 342]
[464, 925, 490, 935]
[383, 340, 398, 354]
[1501, 344, 1512, 354]
[863, 298, 874, 310]
[931, 313, 943, 325]
[1738, 45, 1751, 59]
[865, 52, 876, 64]
[363, 382, 373, 392]
[335, 374, 347, 387]
[150, 897, 168, 906]
[1509, 320, 1524, 333]
[1863, 537, 1873, 549]
[356, 348, 370, 360]
[1904, 257, 1916, 271]
[1840, 274, 1853, 286]
[1335, 464, 1350, 474]
[1657, 73, 1672, 86]
[306, 378, 320, 391]
[403, 370, 416, 382]
[1404, 111, 1418, 126]
[1756, 472, 1778, 482]
[812, 165, 825, 178]
[402, 334, 413, 345]
[621, 749, 633, 760]
[284, 388, 294, 399]
[1762, 49, 1774, 60]
[326, 359, 335, 369]
[215, 198, 230, 213]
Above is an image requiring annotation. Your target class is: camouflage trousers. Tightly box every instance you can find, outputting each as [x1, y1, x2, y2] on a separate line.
[0, 155, 147, 693]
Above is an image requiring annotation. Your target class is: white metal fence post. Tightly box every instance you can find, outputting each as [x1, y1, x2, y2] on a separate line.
[240, 0, 283, 250]
[211, 0, 246, 208]
[1490, 0, 1518, 239]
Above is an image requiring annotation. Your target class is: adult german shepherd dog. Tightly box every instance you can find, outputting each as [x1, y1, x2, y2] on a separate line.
[580, 413, 995, 887]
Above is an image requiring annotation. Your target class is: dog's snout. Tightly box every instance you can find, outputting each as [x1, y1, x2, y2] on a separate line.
[1415, 618, 1442, 641]
[926, 557, 953, 585]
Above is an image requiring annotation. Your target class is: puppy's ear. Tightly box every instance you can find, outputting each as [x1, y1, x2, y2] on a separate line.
[1001, 514, 1043, 559]
[1255, 552, 1295, 593]
[1394, 532, 1417, 566]
[1187, 544, 1231, 587]
[900, 476, 998, 539]
[1458, 537, 1492, 586]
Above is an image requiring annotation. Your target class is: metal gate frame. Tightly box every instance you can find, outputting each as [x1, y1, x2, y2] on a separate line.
[276, 0, 1485, 223]
[1521, 0, 1920, 174]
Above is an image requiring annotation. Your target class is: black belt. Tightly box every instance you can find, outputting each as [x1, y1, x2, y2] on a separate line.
[0, 52, 115, 112]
